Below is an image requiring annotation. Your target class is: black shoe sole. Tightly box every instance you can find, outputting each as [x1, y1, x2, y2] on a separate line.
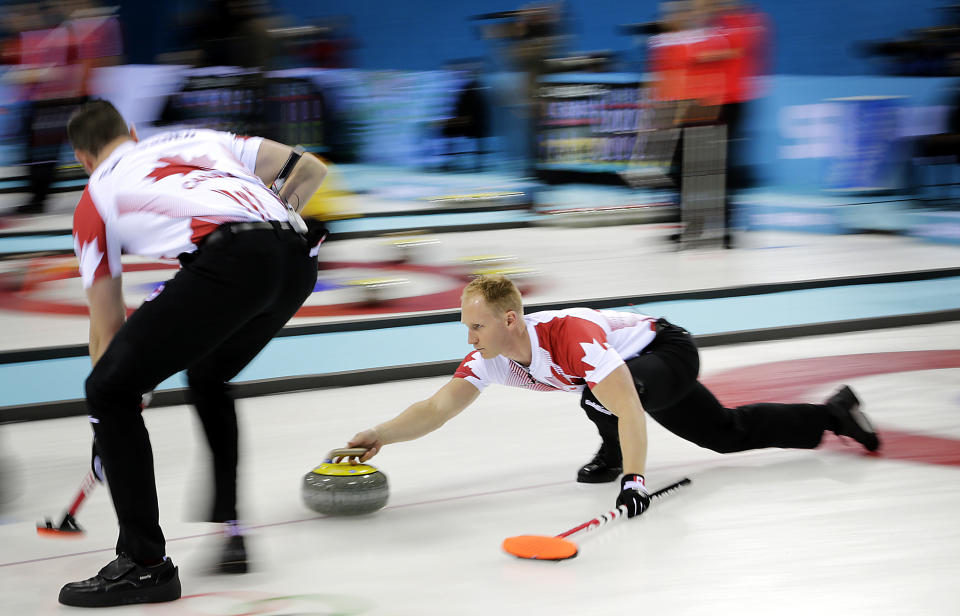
[58, 577, 181, 607]
[217, 560, 249, 575]
[216, 536, 249, 574]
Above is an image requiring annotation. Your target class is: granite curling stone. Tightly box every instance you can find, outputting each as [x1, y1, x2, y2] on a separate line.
[302, 452, 389, 515]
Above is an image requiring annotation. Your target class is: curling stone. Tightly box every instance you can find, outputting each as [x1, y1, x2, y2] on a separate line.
[457, 255, 538, 289]
[302, 448, 389, 515]
[342, 276, 409, 305]
[470, 265, 538, 283]
[384, 234, 440, 264]
[457, 254, 518, 272]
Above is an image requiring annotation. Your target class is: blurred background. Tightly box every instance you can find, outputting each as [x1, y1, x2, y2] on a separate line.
[1, 0, 958, 224]
[1, 6, 960, 613]
[2, 0, 960, 516]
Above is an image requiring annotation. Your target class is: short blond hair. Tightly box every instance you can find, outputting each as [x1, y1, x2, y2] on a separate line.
[462, 275, 523, 316]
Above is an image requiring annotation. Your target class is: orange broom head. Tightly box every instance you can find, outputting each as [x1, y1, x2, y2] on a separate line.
[36, 518, 84, 538]
[502, 535, 578, 561]
[37, 526, 85, 538]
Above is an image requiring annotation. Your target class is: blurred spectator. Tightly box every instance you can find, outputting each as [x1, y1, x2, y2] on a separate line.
[0, 6, 30, 67]
[860, 6, 960, 77]
[9, 2, 85, 214]
[706, 0, 769, 194]
[291, 16, 357, 69]
[477, 2, 568, 174]
[437, 60, 491, 171]
[647, 0, 768, 247]
[652, 1, 733, 125]
[910, 78, 960, 206]
[1, 1, 121, 215]
[180, 0, 278, 69]
[0, 5, 32, 163]
[646, 1, 722, 206]
[70, 0, 124, 85]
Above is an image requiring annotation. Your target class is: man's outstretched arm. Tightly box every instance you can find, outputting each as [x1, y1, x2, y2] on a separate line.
[348, 378, 480, 462]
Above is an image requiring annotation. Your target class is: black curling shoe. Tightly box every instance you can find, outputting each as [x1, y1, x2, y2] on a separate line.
[216, 534, 249, 574]
[826, 385, 880, 452]
[58, 554, 181, 607]
[577, 447, 623, 483]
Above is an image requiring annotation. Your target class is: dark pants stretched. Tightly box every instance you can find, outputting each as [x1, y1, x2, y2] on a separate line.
[580, 320, 832, 464]
[85, 226, 318, 562]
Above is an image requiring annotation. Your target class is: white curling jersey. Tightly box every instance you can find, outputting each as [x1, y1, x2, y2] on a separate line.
[454, 308, 658, 394]
[72, 129, 290, 289]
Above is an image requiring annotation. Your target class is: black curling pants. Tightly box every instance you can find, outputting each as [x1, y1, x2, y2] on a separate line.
[85, 225, 318, 563]
[580, 319, 833, 464]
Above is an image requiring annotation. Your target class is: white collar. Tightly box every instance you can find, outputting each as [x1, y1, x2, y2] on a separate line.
[94, 140, 137, 177]
[520, 316, 541, 374]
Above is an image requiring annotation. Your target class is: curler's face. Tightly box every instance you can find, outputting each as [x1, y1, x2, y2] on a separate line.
[461, 293, 513, 359]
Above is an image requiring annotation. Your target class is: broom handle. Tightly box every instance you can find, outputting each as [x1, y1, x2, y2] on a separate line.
[558, 477, 692, 540]
[65, 469, 98, 517]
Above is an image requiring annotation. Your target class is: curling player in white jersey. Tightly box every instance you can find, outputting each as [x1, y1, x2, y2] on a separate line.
[346, 275, 881, 531]
[58, 99, 328, 608]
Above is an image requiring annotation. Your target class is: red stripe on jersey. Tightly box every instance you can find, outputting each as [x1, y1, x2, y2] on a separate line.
[73, 187, 112, 284]
[190, 218, 220, 245]
[213, 189, 243, 209]
[234, 185, 269, 220]
[213, 187, 267, 220]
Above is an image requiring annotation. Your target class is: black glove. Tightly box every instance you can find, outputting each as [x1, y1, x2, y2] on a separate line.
[91, 439, 106, 484]
[616, 474, 651, 518]
[303, 217, 329, 248]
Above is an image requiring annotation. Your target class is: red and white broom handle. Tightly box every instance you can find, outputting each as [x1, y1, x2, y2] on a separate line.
[558, 505, 629, 539]
[557, 477, 692, 540]
[64, 469, 98, 518]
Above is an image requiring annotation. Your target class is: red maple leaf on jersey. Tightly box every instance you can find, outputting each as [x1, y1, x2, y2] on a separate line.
[145, 155, 216, 182]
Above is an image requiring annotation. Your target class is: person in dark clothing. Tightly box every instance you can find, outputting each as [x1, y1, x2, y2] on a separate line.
[58, 99, 327, 608]
[439, 63, 490, 171]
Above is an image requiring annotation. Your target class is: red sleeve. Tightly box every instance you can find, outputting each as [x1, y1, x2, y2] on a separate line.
[453, 351, 488, 391]
[453, 354, 478, 379]
[72, 187, 113, 288]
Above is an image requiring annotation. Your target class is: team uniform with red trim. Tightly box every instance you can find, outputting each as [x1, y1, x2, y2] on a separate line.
[73, 129, 288, 288]
[73, 128, 319, 570]
[453, 307, 841, 474]
[454, 308, 657, 393]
